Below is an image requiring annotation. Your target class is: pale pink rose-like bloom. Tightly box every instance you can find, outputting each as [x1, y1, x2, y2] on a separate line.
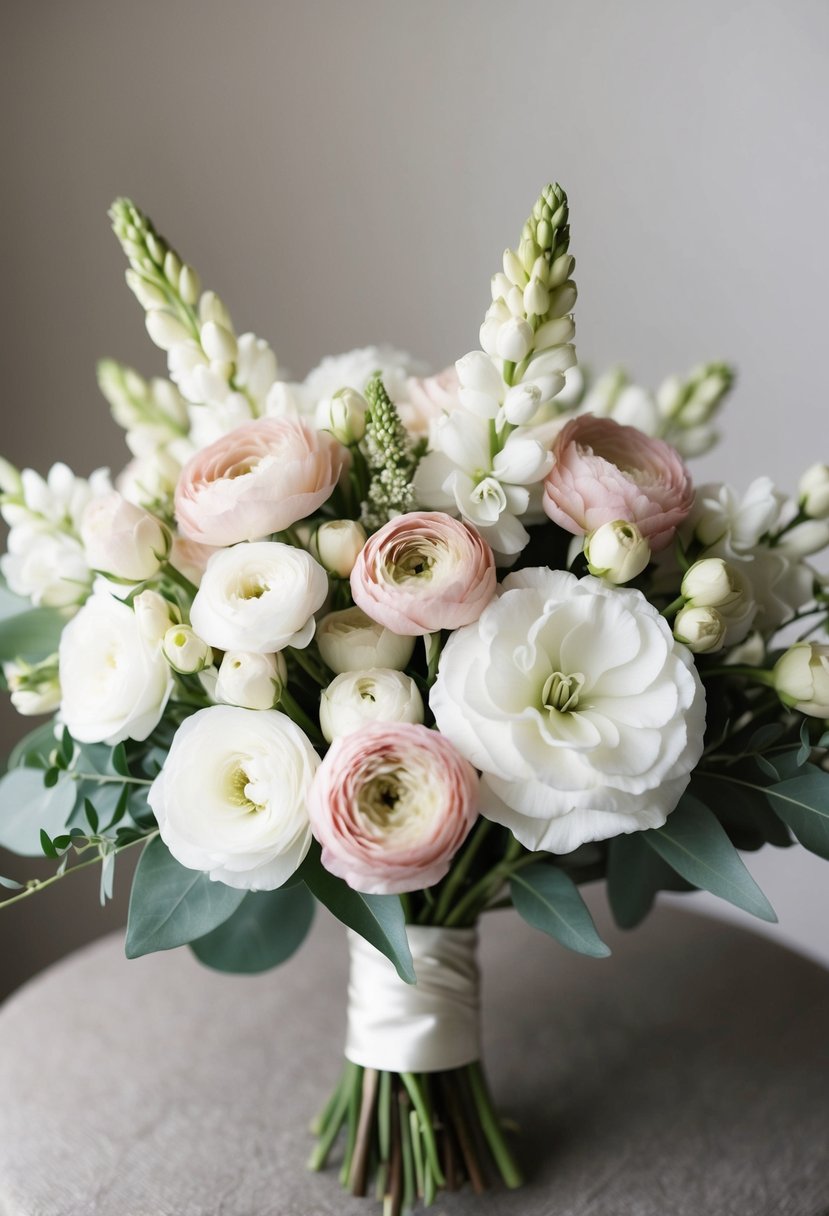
[397, 366, 461, 438]
[308, 722, 479, 894]
[175, 417, 343, 547]
[350, 511, 497, 636]
[168, 535, 219, 587]
[542, 414, 694, 551]
[80, 492, 169, 582]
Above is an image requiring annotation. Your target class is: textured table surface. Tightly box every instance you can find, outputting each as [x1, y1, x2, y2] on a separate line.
[1, 900, 828, 1216]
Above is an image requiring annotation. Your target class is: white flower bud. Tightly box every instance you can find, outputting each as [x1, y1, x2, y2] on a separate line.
[198, 291, 233, 330]
[200, 320, 238, 363]
[532, 315, 576, 352]
[125, 270, 168, 310]
[681, 558, 740, 608]
[502, 383, 542, 425]
[318, 388, 367, 444]
[584, 520, 651, 585]
[145, 309, 192, 351]
[673, 604, 725, 654]
[799, 463, 829, 519]
[162, 625, 212, 674]
[502, 248, 528, 287]
[4, 657, 61, 716]
[81, 492, 169, 582]
[490, 272, 512, 302]
[163, 250, 182, 284]
[523, 277, 550, 316]
[319, 668, 424, 743]
[548, 253, 574, 288]
[777, 519, 829, 558]
[178, 265, 201, 306]
[547, 281, 577, 318]
[773, 643, 829, 717]
[317, 606, 415, 674]
[496, 317, 534, 363]
[313, 520, 367, 578]
[518, 237, 539, 273]
[133, 589, 179, 643]
[215, 650, 287, 710]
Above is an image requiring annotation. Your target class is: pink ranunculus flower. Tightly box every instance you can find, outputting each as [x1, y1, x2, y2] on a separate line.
[175, 417, 343, 547]
[350, 511, 497, 636]
[397, 366, 461, 438]
[542, 414, 694, 551]
[308, 722, 479, 894]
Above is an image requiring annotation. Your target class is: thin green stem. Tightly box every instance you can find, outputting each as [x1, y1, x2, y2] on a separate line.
[308, 1062, 359, 1171]
[443, 849, 546, 928]
[69, 772, 153, 787]
[279, 689, 324, 744]
[465, 1061, 523, 1189]
[701, 665, 776, 685]
[399, 1074, 445, 1188]
[430, 818, 492, 925]
[0, 831, 157, 912]
[163, 562, 198, 600]
[660, 595, 686, 620]
[288, 646, 329, 687]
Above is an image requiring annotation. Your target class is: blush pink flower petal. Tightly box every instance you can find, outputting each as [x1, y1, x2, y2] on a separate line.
[175, 417, 343, 547]
[308, 722, 479, 894]
[542, 414, 694, 551]
[350, 511, 497, 636]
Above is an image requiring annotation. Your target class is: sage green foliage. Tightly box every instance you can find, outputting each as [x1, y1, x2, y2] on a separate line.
[0, 579, 64, 664]
[510, 863, 610, 957]
[191, 884, 315, 974]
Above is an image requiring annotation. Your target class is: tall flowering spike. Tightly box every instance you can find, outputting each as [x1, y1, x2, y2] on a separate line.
[361, 374, 417, 530]
[656, 362, 736, 456]
[97, 360, 189, 444]
[109, 199, 278, 419]
[481, 182, 577, 393]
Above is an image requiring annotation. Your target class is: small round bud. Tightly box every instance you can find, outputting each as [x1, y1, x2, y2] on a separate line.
[133, 589, 179, 643]
[502, 383, 542, 426]
[215, 650, 287, 711]
[798, 463, 829, 520]
[145, 309, 192, 352]
[584, 520, 651, 585]
[681, 558, 740, 608]
[319, 388, 367, 444]
[178, 265, 201, 306]
[773, 642, 829, 717]
[313, 520, 367, 578]
[523, 277, 550, 316]
[200, 321, 238, 363]
[319, 668, 424, 743]
[162, 625, 212, 674]
[673, 605, 725, 654]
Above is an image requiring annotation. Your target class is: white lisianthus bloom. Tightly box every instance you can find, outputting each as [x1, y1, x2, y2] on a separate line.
[216, 650, 286, 710]
[316, 606, 416, 674]
[319, 669, 424, 742]
[190, 542, 328, 654]
[149, 706, 318, 889]
[58, 593, 174, 744]
[431, 569, 706, 854]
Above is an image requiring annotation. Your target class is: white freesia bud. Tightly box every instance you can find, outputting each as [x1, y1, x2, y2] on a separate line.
[4, 656, 61, 716]
[523, 277, 550, 316]
[547, 281, 577, 317]
[163, 249, 182, 283]
[216, 650, 287, 710]
[162, 624, 212, 674]
[319, 668, 424, 742]
[680, 557, 740, 608]
[798, 463, 829, 520]
[313, 520, 367, 578]
[777, 519, 829, 558]
[532, 315, 576, 351]
[773, 642, 829, 717]
[496, 317, 534, 362]
[317, 606, 415, 674]
[491, 272, 512, 302]
[505, 286, 525, 317]
[584, 521, 650, 585]
[502, 383, 542, 425]
[80, 492, 169, 582]
[317, 388, 367, 444]
[133, 589, 179, 642]
[200, 320, 238, 363]
[502, 248, 527, 287]
[145, 309, 192, 351]
[198, 291, 233, 330]
[178, 264, 201, 306]
[673, 604, 725, 654]
[125, 270, 168, 310]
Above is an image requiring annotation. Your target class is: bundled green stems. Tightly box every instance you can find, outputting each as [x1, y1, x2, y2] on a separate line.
[309, 1060, 522, 1214]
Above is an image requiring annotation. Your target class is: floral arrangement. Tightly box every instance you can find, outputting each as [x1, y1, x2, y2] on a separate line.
[1, 184, 828, 1214]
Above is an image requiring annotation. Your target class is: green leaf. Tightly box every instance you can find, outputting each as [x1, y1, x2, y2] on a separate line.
[797, 718, 812, 767]
[510, 863, 610, 957]
[755, 753, 781, 781]
[8, 720, 59, 770]
[111, 743, 130, 778]
[642, 795, 777, 922]
[300, 845, 415, 984]
[191, 884, 315, 974]
[690, 773, 792, 850]
[0, 875, 23, 890]
[39, 828, 58, 858]
[125, 836, 247, 958]
[0, 582, 65, 662]
[763, 768, 829, 860]
[606, 832, 692, 929]
[0, 767, 76, 855]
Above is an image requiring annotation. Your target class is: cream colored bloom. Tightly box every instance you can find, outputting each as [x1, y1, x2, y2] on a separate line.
[316, 606, 415, 674]
[319, 669, 424, 742]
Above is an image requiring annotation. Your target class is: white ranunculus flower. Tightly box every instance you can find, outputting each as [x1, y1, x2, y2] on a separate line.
[216, 650, 286, 710]
[319, 668, 424, 742]
[316, 606, 415, 674]
[190, 541, 328, 654]
[149, 705, 318, 889]
[58, 593, 174, 744]
[431, 569, 706, 854]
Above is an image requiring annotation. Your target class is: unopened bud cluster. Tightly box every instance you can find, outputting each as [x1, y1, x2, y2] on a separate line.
[671, 557, 744, 653]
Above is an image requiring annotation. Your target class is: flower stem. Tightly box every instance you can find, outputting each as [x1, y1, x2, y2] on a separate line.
[465, 1061, 523, 1189]
[0, 831, 157, 912]
[279, 688, 324, 744]
[660, 595, 686, 620]
[429, 817, 492, 925]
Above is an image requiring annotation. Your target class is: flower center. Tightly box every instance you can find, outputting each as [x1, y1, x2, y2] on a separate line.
[360, 771, 406, 828]
[390, 541, 438, 582]
[227, 763, 264, 813]
[542, 670, 584, 714]
[236, 573, 269, 600]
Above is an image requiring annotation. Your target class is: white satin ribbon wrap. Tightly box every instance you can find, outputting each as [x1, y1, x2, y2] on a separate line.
[345, 926, 481, 1072]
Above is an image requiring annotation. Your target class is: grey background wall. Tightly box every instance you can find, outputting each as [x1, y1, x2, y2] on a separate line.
[1, 0, 827, 997]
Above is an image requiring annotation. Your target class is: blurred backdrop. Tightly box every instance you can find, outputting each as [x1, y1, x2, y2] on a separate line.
[1, 0, 828, 998]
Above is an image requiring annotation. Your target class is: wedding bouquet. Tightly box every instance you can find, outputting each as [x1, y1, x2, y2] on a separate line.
[1, 184, 828, 1214]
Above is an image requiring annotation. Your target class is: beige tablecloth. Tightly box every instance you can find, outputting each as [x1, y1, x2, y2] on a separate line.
[1, 900, 828, 1215]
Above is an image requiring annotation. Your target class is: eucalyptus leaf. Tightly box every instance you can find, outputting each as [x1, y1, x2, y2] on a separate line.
[607, 833, 692, 929]
[763, 768, 829, 860]
[7, 721, 59, 771]
[0, 583, 65, 662]
[191, 884, 315, 974]
[300, 846, 415, 984]
[797, 719, 812, 767]
[754, 754, 782, 781]
[642, 795, 776, 922]
[125, 836, 246, 958]
[0, 875, 23, 890]
[690, 774, 791, 850]
[0, 767, 76, 856]
[510, 863, 610, 957]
